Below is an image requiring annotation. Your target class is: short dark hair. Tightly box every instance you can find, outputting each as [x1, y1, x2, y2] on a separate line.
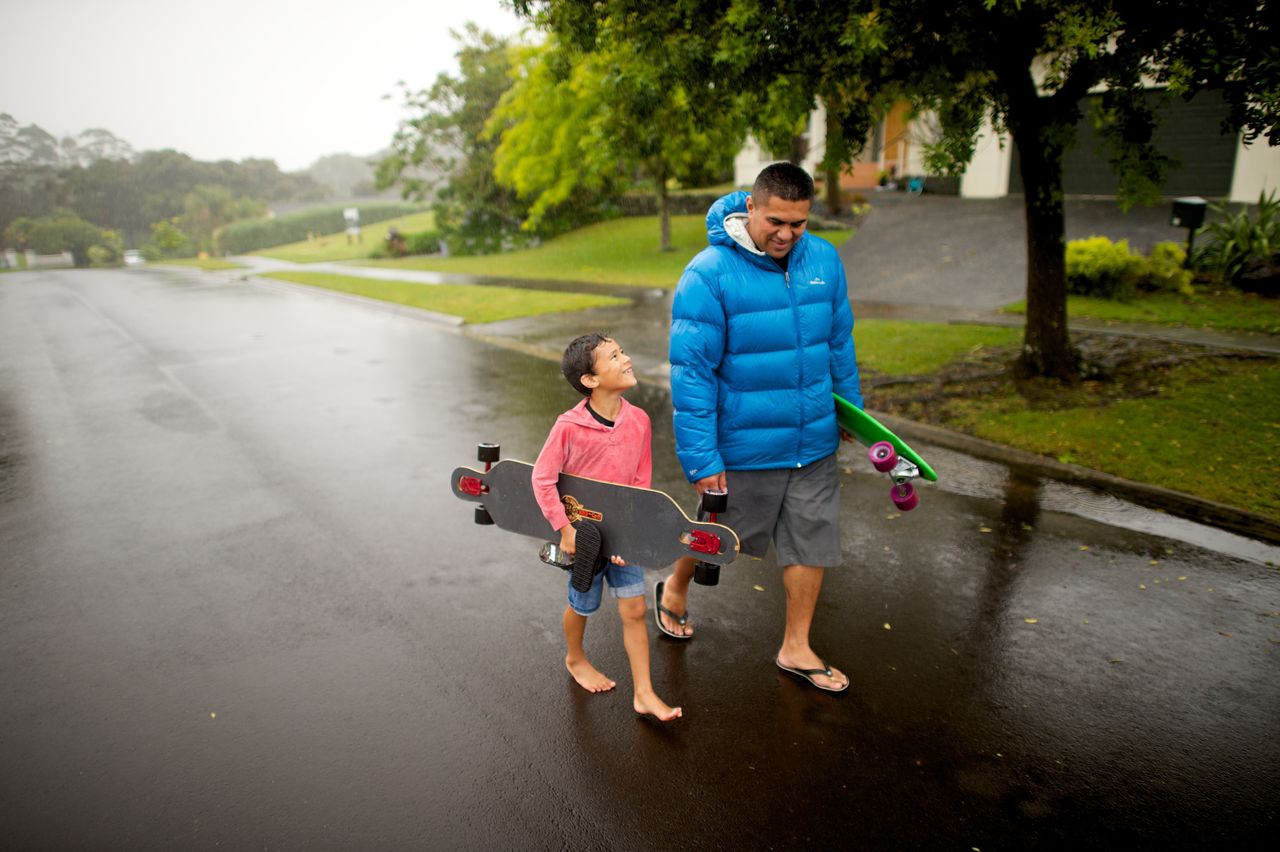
[561, 333, 611, 396]
[752, 162, 815, 204]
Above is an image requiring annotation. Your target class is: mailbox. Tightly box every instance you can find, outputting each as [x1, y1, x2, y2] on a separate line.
[1170, 197, 1207, 230]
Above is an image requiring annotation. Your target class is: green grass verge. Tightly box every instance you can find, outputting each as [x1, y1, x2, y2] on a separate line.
[153, 258, 247, 271]
[944, 359, 1280, 518]
[855, 320, 1023, 375]
[254, 211, 438, 264]
[1002, 290, 1280, 335]
[357, 215, 852, 288]
[260, 271, 628, 324]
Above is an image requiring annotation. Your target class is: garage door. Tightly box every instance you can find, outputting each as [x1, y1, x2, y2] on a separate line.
[1009, 88, 1237, 198]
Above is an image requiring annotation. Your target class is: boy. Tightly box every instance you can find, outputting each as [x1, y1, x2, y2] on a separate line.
[531, 334, 682, 722]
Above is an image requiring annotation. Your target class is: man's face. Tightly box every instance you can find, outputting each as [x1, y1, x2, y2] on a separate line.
[746, 193, 810, 259]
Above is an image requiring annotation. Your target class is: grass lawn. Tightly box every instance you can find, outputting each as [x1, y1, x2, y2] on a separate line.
[855, 320, 1024, 375]
[1002, 289, 1280, 335]
[153, 258, 247, 271]
[860, 322, 1280, 520]
[358, 215, 853, 287]
[945, 359, 1280, 518]
[260, 271, 628, 325]
[254, 211, 437, 264]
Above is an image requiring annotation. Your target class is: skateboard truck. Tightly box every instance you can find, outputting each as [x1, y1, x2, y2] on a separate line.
[694, 489, 728, 586]
[868, 442, 920, 511]
[468, 443, 502, 525]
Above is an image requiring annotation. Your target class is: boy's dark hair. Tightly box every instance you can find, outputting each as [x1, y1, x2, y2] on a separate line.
[752, 162, 815, 204]
[562, 333, 611, 396]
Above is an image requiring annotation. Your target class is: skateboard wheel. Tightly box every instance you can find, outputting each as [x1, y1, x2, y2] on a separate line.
[700, 488, 728, 514]
[477, 442, 500, 463]
[868, 441, 898, 472]
[475, 505, 495, 525]
[694, 561, 720, 586]
[890, 483, 919, 511]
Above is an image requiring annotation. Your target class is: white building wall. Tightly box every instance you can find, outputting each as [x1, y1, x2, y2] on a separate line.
[959, 114, 1013, 198]
[1228, 138, 1280, 203]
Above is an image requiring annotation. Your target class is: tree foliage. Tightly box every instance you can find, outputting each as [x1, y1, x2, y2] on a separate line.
[487, 32, 741, 248]
[377, 25, 531, 255]
[517, 0, 1280, 379]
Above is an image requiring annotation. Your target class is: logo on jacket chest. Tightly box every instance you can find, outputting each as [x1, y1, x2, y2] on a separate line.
[807, 276, 827, 287]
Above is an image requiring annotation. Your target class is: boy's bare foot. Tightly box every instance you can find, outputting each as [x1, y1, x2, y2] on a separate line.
[634, 690, 682, 722]
[566, 657, 616, 693]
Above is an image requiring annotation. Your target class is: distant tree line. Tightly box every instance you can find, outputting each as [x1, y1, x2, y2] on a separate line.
[1, 115, 328, 255]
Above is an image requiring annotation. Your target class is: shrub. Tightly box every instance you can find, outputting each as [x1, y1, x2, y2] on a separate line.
[1065, 236, 1143, 300]
[27, 213, 112, 267]
[221, 202, 425, 254]
[1193, 190, 1280, 285]
[404, 230, 440, 255]
[1144, 241, 1194, 296]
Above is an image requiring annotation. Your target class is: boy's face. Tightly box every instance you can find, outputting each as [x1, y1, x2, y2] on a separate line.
[583, 338, 636, 393]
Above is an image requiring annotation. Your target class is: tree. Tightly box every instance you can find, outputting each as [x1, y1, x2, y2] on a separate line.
[149, 219, 189, 258]
[488, 35, 741, 249]
[518, 0, 1280, 379]
[377, 25, 529, 254]
[26, 212, 112, 266]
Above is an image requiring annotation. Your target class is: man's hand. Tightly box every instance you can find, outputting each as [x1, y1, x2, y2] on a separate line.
[694, 472, 727, 496]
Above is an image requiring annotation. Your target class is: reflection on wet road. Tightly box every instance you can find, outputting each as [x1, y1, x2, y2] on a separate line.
[1, 268, 1276, 848]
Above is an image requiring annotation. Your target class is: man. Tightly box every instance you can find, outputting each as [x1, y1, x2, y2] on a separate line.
[658, 162, 862, 693]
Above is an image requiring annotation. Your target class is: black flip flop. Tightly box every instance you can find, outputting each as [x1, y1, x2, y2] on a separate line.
[775, 657, 849, 693]
[571, 520, 604, 593]
[653, 580, 691, 640]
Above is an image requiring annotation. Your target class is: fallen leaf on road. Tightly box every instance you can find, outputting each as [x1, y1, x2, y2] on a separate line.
[753, 584, 765, 592]
[883, 623, 892, 630]
[1024, 618, 1038, 624]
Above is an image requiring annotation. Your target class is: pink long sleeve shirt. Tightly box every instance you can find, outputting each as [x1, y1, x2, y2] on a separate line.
[531, 398, 652, 532]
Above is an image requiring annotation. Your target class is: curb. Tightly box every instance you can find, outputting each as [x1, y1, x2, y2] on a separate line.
[873, 411, 1280, 546]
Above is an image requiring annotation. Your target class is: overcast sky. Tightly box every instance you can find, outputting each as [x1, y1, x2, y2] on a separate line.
[1, 0, 527, 171]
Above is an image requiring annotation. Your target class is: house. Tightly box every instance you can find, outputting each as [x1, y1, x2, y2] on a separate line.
[736, 92, 1279, 204]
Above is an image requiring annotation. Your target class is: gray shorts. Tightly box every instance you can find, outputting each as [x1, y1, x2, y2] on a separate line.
[713, 454, 842, 568]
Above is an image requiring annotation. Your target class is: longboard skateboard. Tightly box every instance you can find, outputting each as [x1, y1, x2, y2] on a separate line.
[835, 393, 938, 510]
[451, 443, 739, 582]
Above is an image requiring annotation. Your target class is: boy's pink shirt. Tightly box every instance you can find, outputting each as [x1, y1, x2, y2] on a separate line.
[531, 397, 652, 532]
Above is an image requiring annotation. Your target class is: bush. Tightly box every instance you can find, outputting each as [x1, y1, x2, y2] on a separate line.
[1144, 242, 1194, 296]
[1193, 190, 1280, 285]
[221, 202, 425, 254]
[1065, 236, 1144, 300]
[404, 230, 440, 255]
[27, 213, 112, 267]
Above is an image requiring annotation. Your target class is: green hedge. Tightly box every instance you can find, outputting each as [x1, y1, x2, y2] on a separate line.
[220, 202, 425, 254]
[1066, 237, 1193, 300]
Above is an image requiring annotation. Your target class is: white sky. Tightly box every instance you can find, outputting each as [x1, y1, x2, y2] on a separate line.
[0, 0, 527, 171]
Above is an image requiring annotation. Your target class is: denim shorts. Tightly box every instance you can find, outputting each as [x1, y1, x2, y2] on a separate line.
[567, 562, 646, 616]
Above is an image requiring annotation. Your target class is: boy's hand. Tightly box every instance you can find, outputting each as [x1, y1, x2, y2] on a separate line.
[559, 524, 577, 557]
[839, 427, 855, 444]
[609, 555, 627, 566]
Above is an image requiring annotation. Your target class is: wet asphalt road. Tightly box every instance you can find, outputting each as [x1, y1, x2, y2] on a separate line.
[2, 268, 1278, 850]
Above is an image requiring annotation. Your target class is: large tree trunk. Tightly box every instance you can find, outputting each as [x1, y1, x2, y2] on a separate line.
[656, 163, 672, 252]
[824, 110, 845, 217]
[1012, 122, 1077, 380]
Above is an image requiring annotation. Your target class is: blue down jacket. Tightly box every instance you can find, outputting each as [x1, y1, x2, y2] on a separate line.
[669, 191, 863, 482]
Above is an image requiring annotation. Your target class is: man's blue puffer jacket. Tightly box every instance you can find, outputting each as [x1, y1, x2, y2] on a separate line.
[669, 191, 863, 482]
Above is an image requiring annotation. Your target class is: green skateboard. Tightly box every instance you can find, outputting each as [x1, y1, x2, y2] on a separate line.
[835, 393, 937, 510]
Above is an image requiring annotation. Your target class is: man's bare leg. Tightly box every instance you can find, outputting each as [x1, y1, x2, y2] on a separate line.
[618, 597, 681, 721]
[658, 557, 697, 637]
[776, 564, 848, 691]
[563, 606, 616, 692]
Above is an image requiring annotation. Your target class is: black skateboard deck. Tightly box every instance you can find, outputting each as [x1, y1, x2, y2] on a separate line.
[451, 458, 738, 568]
